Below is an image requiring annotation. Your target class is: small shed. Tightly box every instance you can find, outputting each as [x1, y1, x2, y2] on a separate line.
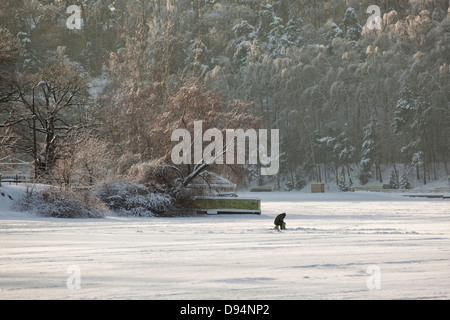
[311, 183, 325, 193]
[187, 171, 237, 196]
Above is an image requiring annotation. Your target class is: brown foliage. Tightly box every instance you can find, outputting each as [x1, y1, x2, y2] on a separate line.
[150, 83, 260, 164]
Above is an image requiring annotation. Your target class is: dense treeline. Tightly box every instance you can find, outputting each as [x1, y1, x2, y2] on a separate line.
[1, 0, 449, 191]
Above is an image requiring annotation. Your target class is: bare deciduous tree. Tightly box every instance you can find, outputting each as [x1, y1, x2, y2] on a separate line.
[1, 63, 92, 179]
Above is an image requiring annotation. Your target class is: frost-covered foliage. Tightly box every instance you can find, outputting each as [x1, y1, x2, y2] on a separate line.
[343, 7, 362, 41]
[16, 188, 106, 218]
[231, 20, 255, 66]
[389, 169, 400, 189]
[325, 22, 343, 43]
[230, 4, 303, 61]
[96, 182, 174, 217]
[184, 38, 214, 76]
[338, 179, 350, 192]
[400, 171, 411, 189]
[2, 0, 449, 192]
[359, 119, 378, 185]
[284, 171, 307, 191]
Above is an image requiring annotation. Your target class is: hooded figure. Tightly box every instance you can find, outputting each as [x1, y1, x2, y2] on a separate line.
[273, 213, 286, 230]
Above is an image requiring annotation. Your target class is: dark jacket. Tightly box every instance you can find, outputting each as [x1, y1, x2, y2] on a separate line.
[274, 213, 286, 225]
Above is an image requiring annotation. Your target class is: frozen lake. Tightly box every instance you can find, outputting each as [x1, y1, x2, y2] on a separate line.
[1, 189, 449, 300]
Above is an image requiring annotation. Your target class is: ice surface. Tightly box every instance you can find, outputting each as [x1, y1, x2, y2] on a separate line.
[1, 185, 449, 299]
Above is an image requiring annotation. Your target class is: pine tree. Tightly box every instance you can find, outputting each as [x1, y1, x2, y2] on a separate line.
[256, 4, 285, 57]
[400, 170, 411, 189]
[342, 7, 362, 41]
[231, 20, 255, 67]
[389, 168, 399, 189]
[394, 83, 431, 183]
[325, 22, 344, 43]
[17, 31, 40, 74]
[184, 37, 214, 77]
[283, 16, 303, 47]
[359, 118, 378, 185]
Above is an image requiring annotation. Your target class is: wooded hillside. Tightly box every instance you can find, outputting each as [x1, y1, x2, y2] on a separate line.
[1, 0, 449, 190]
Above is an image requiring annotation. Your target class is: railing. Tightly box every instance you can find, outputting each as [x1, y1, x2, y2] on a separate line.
[0, 173, 31, 186]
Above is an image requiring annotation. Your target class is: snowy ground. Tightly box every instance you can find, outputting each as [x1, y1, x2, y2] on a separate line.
[1, 185, 449, 300]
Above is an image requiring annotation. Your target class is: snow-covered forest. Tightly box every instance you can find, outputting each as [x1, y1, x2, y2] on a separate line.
[1, 0, 449, 209]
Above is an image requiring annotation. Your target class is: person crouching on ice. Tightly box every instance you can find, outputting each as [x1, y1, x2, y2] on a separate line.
[273, 213, 286, 231]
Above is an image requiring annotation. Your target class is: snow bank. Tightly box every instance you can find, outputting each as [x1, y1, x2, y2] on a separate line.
[96, 182, 174, 217]
[0, 185, 31, 219]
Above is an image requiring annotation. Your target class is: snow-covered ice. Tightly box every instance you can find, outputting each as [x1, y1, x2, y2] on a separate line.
[1, 185, 449, 299]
